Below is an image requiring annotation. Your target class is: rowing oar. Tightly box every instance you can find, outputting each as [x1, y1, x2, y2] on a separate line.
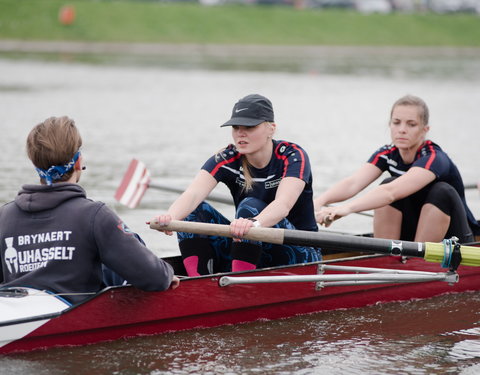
[116, 158, 479, 211]
[148, 182, 232, 205]
[113, 159, 368, 217]
[114, 158, 232, 208]
[149, 220, 480, 268]
[465, 182, 480, 190]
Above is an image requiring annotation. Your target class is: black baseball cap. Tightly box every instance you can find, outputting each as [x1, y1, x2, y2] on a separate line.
[221, 94, 274, 127]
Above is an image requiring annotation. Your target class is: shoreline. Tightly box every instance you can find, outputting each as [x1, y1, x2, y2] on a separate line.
[2, 39, 480, 59]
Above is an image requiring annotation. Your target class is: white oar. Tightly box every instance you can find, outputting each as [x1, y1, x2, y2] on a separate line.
[148, 182, 232, 205]
[113, 159, 370, 216]
[115, 159, 479, 213]
[114, 158, 232, 208]
[114, 159, 150, 209]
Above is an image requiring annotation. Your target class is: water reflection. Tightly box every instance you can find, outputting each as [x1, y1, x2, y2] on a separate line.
[4, 291, 480, 375]
[447, 327, 480, 361]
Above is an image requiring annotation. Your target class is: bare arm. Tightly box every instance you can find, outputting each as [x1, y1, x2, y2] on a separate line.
[230, 177, 305, 237]
[150, 170, 217, 235]
[314, 163, 383, 210]
[166, 170, 217, 220]
[320, 167, 436, 225]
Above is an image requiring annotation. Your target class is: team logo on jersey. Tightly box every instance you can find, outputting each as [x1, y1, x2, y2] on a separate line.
[4, 237, 18, 274]
[117, 221, 134, 235]
[386, 158, 398, 167]
[235, 177, 246, 188]
[3, 232, 76, 276]
[265, 178, 281, 189]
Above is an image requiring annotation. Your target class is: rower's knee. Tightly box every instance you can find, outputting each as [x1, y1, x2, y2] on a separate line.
[236, 197, 266, 219]
[374, 205, 402, 239]
[425, 182, 458, 216]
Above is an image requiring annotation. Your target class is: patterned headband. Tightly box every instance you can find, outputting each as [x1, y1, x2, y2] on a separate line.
[35, 151, 81, 186]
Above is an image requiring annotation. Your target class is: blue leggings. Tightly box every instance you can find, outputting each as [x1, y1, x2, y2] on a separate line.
[177, 197, 321, 273]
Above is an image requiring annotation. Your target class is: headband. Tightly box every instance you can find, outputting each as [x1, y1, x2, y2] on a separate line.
[36, 151, 81, 186]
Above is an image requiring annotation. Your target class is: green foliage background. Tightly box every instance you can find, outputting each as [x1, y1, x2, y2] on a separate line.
[0, 0, 479, 46]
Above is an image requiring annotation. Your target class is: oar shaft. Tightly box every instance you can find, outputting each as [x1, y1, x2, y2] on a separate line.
[283, 229, 425, 257]
[151, 221, 480, 267]
[283, 229, 480, 267]
[151, 221, 423, 256]
[149, 182, 233, 205]
[464, 182, 479, 190]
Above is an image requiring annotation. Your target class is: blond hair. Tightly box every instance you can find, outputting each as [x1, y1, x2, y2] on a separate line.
[390, 95, 429, 125]
[240, 121, 276, 192]
[27, 116, 82, 183]
[214, 149, 255, 193]
[241, 157, 254, 192]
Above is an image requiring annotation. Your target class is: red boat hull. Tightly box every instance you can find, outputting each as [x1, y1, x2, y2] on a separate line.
[2, 254, 480, 354]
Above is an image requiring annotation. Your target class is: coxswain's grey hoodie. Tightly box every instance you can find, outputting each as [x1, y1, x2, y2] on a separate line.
[0, 183, 173, 304]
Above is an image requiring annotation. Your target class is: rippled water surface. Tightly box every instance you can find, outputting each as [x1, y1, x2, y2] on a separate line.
[2, 292, 480, 375]
[0, 47, 479, 374]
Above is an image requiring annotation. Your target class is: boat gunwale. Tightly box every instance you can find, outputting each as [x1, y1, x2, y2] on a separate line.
[2, 246, 479, 331]
[0, 253, 385, 328]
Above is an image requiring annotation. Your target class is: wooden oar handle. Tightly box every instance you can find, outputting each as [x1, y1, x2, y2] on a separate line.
[149, 220, 284, 245]
[149, 220, 480, 268]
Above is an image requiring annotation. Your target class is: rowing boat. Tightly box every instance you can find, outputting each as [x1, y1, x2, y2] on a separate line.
[2, 235, 480, 355]
[1, 157, 477, 355]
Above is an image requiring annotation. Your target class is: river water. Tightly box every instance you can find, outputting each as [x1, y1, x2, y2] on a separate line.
[0, 45, 480, 373]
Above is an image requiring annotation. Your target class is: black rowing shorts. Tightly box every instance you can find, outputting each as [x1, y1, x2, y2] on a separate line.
[381, 177, 474, 243]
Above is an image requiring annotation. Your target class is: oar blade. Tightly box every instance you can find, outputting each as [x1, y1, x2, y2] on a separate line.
[114, 159, 151, 208]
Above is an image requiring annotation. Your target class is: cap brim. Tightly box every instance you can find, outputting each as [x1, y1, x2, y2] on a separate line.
[221, 117, 264, 127]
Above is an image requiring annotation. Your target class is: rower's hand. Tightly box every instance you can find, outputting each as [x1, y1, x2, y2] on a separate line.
[315, 208, 333, 227]
[315, 206, 347, 227]
[170, 276, 180, 290]
[147, 214, 174, 236]
[230, 217, 256, 240]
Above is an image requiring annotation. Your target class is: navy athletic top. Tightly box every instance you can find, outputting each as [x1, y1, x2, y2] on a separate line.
[202, 140, 318, 232]
[368, 140, 478, 231]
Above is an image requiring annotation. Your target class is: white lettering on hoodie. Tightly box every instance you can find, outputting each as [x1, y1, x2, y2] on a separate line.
[17, 231, 72, 245]
[3, 234, 75, 276]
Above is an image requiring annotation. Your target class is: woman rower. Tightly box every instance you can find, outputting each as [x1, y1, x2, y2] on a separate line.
[315, 94, 479, 243]
[0, 116, 179, 305]
[152, 94, 321, 275]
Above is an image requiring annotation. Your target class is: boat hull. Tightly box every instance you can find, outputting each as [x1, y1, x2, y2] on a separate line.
[2, 253, 480, 354]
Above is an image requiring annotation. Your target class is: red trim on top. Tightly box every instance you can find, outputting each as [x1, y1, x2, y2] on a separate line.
[274, 142, 306, 179]
[423, 141, 436, 170]
[291, 144, 306, 179]
[210, 153, 242, 176]
[274, 142, 289, 177]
